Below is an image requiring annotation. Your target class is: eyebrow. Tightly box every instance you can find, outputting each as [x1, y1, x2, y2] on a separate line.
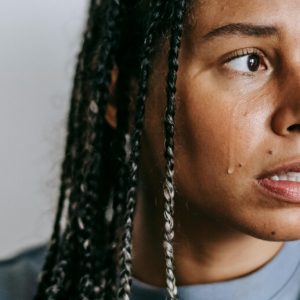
[202, 23, 279, 41]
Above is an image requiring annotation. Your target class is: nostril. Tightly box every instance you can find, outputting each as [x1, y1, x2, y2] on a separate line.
[288, 124, 300, 132]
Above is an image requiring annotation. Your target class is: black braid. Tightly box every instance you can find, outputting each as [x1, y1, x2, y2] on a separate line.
[75, 2, 124, 299]
[102, 70, 131, 299]
[34, 0, 190, 299]
[33, 1, 102, 298]
[46, 5, 113, 300]
[163, 1, 186, 299]
[117, 2, 166, 299]
[34, 1, 124, 299]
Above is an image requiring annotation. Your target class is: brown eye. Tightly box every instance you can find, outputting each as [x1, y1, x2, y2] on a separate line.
[247, 54, 260, 72]
[225, 51, 267, 74]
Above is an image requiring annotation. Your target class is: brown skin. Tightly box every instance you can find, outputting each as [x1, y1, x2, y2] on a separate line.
[106, 0, 300, 287]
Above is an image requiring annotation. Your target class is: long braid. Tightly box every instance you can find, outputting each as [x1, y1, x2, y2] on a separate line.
[33, 1, 102, 299]
[34, 1, 191, 299]
[42, 81, 97, 299]
[103, 73, 131, 299]
[117, 1, 166, 299]
[75, 2, 125, 299]
[163, 1, 186, 299]
[34, 0, 124, 299]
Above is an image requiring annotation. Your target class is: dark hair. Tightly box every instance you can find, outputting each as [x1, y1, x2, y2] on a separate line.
[33, 0, 189, 299]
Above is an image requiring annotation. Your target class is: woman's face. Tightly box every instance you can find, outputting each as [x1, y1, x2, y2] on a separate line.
[140, 0, 300, 241]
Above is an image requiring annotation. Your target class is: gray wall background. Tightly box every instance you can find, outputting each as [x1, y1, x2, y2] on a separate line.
[0, 0, 88, 259]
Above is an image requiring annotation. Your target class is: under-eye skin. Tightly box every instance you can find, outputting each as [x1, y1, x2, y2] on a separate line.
[221, 48, 270, 77]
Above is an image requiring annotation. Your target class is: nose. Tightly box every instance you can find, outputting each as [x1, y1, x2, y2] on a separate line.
[271, 68, 300, 136]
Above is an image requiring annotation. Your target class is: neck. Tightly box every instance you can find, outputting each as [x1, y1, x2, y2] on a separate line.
[132, 178, 284, 287]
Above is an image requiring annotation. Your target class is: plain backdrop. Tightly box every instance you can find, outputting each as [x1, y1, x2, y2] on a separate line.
[0, 0, 88, 259]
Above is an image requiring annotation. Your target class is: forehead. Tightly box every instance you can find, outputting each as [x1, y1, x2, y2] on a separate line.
[188, 0, 300, 31]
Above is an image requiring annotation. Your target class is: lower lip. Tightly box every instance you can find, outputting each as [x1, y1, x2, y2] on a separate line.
[257, 178, 300, 203]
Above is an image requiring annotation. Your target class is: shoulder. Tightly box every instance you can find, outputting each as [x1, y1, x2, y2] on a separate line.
[0, 243, 48, 300]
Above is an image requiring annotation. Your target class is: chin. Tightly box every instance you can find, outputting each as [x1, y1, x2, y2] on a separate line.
[236, 210, 300, 242]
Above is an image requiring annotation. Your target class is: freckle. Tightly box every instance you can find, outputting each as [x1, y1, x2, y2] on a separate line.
[267, 150, 273, 155]
[238, 163, 243, 168]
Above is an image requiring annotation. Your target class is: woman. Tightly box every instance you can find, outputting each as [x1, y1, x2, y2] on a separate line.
[2, 0, 300, 299]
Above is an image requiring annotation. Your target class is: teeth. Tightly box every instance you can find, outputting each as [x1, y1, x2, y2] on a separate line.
[270, 172, 300, 182]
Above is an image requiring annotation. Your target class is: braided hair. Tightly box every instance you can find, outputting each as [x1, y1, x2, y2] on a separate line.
[33, 0, 189, 299]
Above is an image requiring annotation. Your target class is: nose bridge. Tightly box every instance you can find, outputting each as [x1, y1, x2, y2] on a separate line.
[271, 65, 300, 136]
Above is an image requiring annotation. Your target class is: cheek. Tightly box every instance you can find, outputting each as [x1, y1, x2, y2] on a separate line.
[175, 84, 249, 186]
[174, 76, 274, 189]
[174, 88, 235, 214]
[173, 77, 298, 239]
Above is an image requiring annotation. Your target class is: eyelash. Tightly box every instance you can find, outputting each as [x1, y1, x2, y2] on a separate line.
[224, 48, 263, 62]
[222, 48, 268, 75]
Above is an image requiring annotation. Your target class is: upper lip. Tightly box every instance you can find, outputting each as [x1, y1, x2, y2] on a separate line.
[257, 159, 300, 179]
